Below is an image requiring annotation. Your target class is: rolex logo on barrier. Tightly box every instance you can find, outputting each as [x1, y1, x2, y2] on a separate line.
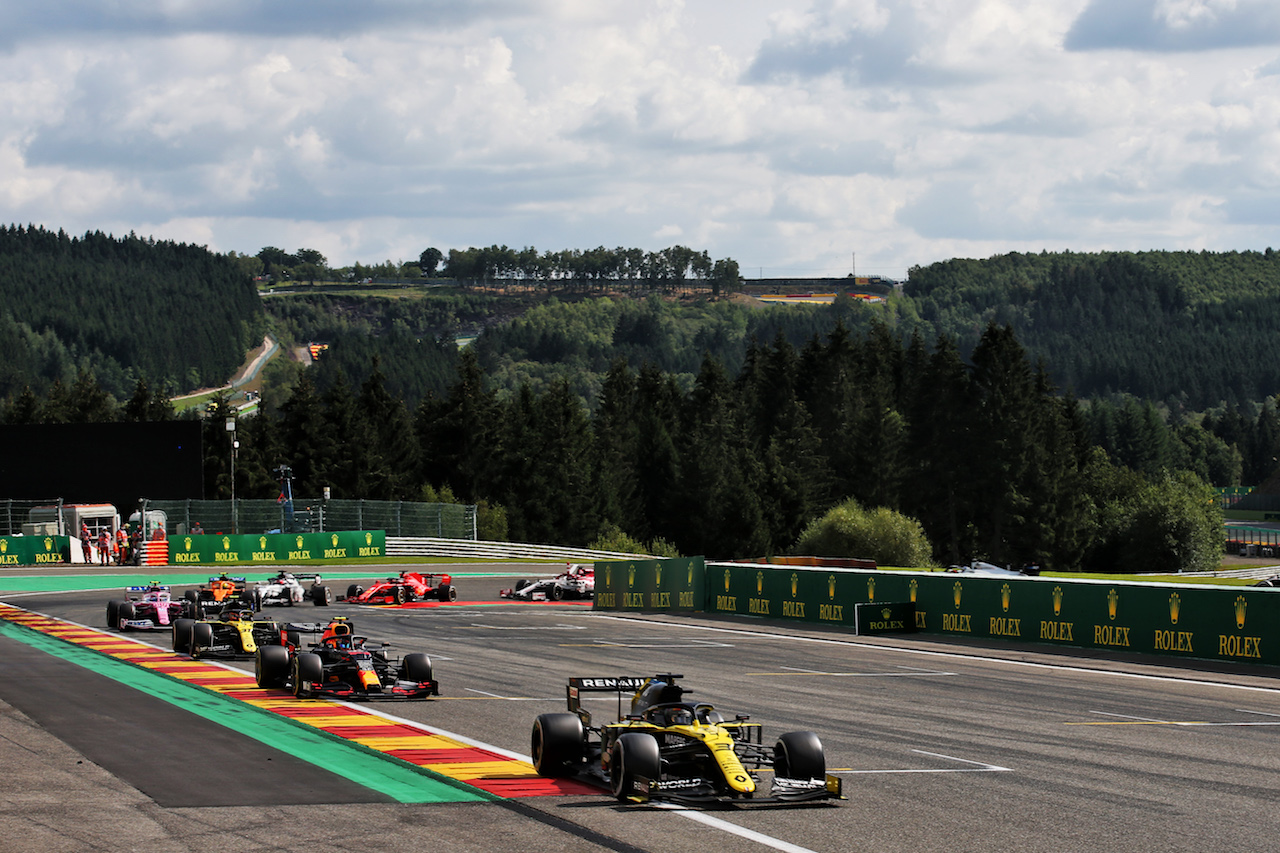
[828, 574, 836, 600]
[259, 536, 267, 549]
[688, 565, 694, 585]
[953, 581, 963, 609]
[867, 576, 876, 601]
[1235, 595, 1247, 629]
[605, 566, 612, 586]
[44, 537, 53, 550]
[655, 564, 662, 586]
[756, 571, 764, 594]
[222, 536, 231, 549]
[724, 569, 731, 591]
[1108, 589, 1119, 620]
[365, 532, 372, 546]
[909, 579, 918, 603]
[628, 565, 636, 587]
[791, 573, 799, 597]
[1053, 585, 1064, 616]
[331, 534, 339, 547]
[296, 536, 304, 549]
[184, 537, 193, 551]
[1169, 592, 1181, 625]
[1001, 583, 1011, 612]
[0, 540, 7, 553]
[881, 607, 892, 620]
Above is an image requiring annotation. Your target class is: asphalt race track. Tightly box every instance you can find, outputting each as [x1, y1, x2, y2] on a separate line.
[3, 566, 1280, 853]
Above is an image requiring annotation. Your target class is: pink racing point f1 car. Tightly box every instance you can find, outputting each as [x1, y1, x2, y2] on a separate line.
[339, 570, 456, 605]
[106, 582, 192, 631]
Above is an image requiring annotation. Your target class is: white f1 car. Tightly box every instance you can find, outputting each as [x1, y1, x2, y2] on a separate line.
[252, 571, 333, 607]
[500, 563, 594, 601]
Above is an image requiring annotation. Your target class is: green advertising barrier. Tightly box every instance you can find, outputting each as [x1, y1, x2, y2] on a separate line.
[701, 563, 1280, 667]
[593, 557, 705, 612]
[167, 530, 387, 566]
[0, 535, 70, 566]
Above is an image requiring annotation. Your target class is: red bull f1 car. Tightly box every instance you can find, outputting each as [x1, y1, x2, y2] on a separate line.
[339, 570, 456, 604]
[531, 674, 843, 806]
[171, 604, 291, 660]
[106, 582, 192, 631]
[254, 616, 439, 701]
[500, 563, 595, 601]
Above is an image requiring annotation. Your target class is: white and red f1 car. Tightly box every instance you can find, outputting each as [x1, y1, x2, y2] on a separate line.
[500, 563, 594, 601]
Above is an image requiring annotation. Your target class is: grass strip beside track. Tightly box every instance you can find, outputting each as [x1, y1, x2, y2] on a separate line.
[0, 616, 492, 804]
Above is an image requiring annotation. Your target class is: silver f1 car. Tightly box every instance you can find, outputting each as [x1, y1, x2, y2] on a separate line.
[252, 571, 333, 607]
[531, 673, 842, 806]
[501, 563, 595, 601]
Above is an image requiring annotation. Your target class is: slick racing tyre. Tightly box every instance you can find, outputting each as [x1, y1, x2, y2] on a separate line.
[116, 602, 137, 631]
[401, 653, 433, 683]
[437, 584, 457, 602]
[609, 733, 661, 801]
[292, 652, 324, 698]
[550, 585, 564, 601]
[346, 584, 363, 600]
[311, 585, 332, 605]
[773, 731, 826, 780]
[255, 645, 290, 688]
[190, 622, 214, 659]
[532, 713, 586, 778]
[393, 585, 406, 605]
[106, 600, 123, 629]
[172, 618, 196, 654]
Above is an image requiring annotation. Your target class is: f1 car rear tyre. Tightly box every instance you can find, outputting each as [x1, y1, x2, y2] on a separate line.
[438, 585, 457, 602]
[773, 731, 825, 780]
[293, 652, 324, 698]
[610, 733, 661, 801]
[346, 584, 362, 600]
[183, 589, 202, 619]
[401, 653, 433, 683]
[106, 600, 123, 629]
[172, 618, 196, 654]
[550, 584, 564, 601]
[117, 601, 137, 631]
[532, 713, 586, 778]
[256, 645, 290, 688]
[311, 585, 332, 605]
[190, 622, 214, 659]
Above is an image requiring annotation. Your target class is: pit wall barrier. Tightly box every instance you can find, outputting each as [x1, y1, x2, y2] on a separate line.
[166, 530, 387, 565]
[594, 560, 1280, 668]
[0, 535, 70, 566]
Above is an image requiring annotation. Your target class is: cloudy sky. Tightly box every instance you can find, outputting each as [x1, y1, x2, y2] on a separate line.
[3, 0, 1280, 279]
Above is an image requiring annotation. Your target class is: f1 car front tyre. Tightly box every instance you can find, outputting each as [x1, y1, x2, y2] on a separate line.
[773, 731, 826, 780]
[401, 653, 433, 683]
[531, 713, 585, 778]
[117, 601, 137, 631]
[256, 645, 290, 688]
[311, 585, 332, 605]
[609, 733, 661, 801]
[172, 618, 195, 654]
[106, 600, 123, 629]
[346, 584, 363, 600]
[190, 622, 214, 659]
[292, 652, 324, 698]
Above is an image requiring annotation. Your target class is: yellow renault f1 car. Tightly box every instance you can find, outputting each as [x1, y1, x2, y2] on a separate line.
[171, 605, 287, 660]
[531, 674, 842, 806]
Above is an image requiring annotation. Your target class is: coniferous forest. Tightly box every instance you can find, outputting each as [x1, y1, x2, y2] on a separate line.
[7, 230, 1278, 572]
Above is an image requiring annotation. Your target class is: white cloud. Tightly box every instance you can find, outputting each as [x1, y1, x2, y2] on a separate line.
[3, 0, 1280, 281]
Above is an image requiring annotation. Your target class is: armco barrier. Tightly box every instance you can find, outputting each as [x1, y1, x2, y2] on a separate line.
[596, 560, 1280, 667]
[166, 530, 387, 565]
[0, 535, 70, 566]
[592, 557, 706, 612]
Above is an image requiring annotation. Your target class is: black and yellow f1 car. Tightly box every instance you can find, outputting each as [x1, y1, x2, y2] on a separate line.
[531, 674, 843, 806]
[171, 605, 288, 660]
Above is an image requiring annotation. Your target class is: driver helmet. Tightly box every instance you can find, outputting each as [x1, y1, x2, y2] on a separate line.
[664, 706, 693, 726]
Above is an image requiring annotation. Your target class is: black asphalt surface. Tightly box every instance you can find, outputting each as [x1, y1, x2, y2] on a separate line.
[4, 567, 1280, 853]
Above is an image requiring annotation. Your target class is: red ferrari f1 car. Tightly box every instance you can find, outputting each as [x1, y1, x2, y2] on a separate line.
[339, 570, 456, 604]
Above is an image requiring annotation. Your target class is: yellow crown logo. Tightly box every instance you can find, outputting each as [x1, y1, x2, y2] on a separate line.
[1108, 589, 1119, 621]
[828, 574, 836, 600]
[1235, 595, 1247, 630]
[867, 576, 876, 602]
[331, 534, 339, 547]
[756, 571, 764, 594]
[1001, 583, 1011, 613]
[953, 581, 963, 609]
[259, 536, 267, 549]
[909, 579, 918, 603]
[1169, 592, 1181, 625]
[296, 536, 304, 549]
[222, 536, 231, 549]
[1053, 585, 1064, 616]
[791, 572, 799, 597]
